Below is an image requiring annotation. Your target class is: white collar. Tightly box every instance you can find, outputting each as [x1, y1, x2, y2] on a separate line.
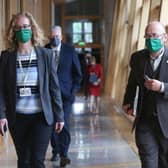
[52, 43, 61, 51]
[150, 48, 164, 60]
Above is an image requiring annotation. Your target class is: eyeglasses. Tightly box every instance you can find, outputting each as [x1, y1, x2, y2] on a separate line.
[144, 33, 165, 39]
[14, 24, 31, 31]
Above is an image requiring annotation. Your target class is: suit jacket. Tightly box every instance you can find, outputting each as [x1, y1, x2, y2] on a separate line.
[0, 46, 64, 126]
[123, 47, 168, 138]
[45, 43, 82, 102]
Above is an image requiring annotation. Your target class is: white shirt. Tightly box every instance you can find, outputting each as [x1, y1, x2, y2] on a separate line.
[150, 48, 164, 92]
[52, 43, 61, 52]
[150, 48, 164, 71]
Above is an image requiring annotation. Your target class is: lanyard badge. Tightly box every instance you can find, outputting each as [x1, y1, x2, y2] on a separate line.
[18, 48, 33, 97]
[19, 87, 31, 97]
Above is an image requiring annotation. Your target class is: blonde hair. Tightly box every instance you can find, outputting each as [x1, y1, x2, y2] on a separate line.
[90, 56, 96, 63]
[6, 12, 46, 49]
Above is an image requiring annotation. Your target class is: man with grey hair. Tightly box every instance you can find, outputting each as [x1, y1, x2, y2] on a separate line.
[123, 21, 168, 168]
[45, 25, 82, 167]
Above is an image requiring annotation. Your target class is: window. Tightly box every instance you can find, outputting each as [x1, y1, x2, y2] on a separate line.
[73, 22, 82, 43]
[84, 22, 93, 43]
[72, 21, 93, 44]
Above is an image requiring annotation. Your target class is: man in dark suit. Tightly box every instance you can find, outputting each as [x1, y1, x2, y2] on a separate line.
[45, 26, 82, 167]
[123, 21, 168, 168]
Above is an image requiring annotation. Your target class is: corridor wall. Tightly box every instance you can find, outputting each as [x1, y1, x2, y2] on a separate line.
[105, 0, 168, 104]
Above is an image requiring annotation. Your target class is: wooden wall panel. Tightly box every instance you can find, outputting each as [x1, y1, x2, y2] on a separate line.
[0, 0, 2, 51]
[0, 0, 20, 50]
[109, 0, 124, 99]
[21, 0, 33, 14]
[119, 0, 136, 102]
[41, 0, 51, 39]
[137, 0, 150, 50]
[105, 0, 144, 101]
[104, 0, 120, 96]
[105, 0, 131, 101]
[34, 0, 42, 27]
[130, 0, 143, 53]
[6, 0, 19, 25]
[112, 0, 128, 101]
[160, 0, 168, 26]
[149, 0, 161, 21]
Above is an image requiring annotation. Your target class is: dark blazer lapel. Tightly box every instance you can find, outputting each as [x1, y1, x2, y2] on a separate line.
[58, 44, 65, 71]
[8, 50, 17, 90]
[35, 47, 44, 94]
[142, 53, 149, 75]
[138, 50, 149, 83]
[60, 44, 64, 64]
[159, 48, 168, 81]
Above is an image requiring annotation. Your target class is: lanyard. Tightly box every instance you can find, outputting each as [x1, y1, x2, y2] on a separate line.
[18, 48, 33, 87]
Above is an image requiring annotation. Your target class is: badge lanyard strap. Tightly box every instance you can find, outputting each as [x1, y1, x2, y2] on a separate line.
[18, 48, 33, 88]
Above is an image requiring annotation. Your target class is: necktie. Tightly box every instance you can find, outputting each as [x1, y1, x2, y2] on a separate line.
[151, 59, 155, 70]
[55, 50, 60, 70]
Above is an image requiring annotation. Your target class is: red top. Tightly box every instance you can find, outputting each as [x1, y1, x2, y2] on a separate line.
[86, 64, 103, 96]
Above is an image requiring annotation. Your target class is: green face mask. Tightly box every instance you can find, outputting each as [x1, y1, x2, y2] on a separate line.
[15, 29, 32, 43]
[145, 38, 163, 52]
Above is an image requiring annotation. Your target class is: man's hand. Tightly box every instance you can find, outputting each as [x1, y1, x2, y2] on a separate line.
[123, 104, 134, 116]
[55, 122, 64, 133]
[144, 79, 162, 92]
[0, 118, 8, 136]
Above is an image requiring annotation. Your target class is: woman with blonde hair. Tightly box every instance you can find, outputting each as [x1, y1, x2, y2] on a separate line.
[0, 12, 64, 168]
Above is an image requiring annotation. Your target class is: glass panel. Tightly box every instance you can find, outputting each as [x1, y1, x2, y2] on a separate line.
[73, 34, 82, 43]
[85, 34, 93, 43]
[73, 22, 82, 33]
[84, 22, 92, 33]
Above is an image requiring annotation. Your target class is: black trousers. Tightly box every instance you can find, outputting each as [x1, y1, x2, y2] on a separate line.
[51, 99, 72, 157]
[9, 113, 53, 168]
[135, 117, 168, 168]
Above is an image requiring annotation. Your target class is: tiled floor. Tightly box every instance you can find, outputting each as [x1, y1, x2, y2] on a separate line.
[0, 96, 141, 168]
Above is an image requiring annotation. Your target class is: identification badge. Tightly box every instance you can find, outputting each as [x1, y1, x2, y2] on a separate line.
[19, 88, 31, 97]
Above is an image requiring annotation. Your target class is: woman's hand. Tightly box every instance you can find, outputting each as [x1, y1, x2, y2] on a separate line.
[0, 118, 8, 136]
[55, 122, 64, 133]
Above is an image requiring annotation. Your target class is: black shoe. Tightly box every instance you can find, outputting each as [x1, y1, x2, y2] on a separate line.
[50, 154, 59, 161]
[60, 157, 71, 167]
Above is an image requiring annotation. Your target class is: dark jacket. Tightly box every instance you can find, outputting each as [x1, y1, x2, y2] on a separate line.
[0, 46, 64, 126]
[45, 42, 82, 102]
[123, 48, 168, 138]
